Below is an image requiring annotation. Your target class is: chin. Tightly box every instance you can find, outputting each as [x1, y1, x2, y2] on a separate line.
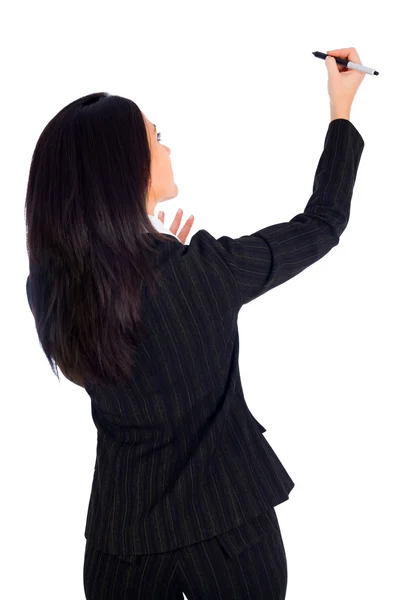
[160, 183, 179, 203]
[167, 183, 179, 200]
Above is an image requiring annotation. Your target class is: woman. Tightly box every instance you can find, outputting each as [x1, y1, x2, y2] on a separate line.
[25, 47, 365, 599]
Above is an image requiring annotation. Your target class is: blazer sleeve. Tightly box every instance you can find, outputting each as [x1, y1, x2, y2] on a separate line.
[188, 118, 365, 308]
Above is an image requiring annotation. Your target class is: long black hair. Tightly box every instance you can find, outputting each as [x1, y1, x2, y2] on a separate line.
[25, 92, 172, 389]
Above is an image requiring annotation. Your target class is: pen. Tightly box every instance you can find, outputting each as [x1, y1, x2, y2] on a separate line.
[312, 51, 379, 76]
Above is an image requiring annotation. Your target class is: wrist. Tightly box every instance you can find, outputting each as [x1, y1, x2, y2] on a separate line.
[330, 104, 351, 122]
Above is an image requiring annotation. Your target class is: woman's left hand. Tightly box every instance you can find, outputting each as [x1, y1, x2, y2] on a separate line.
[158, 209, 194, 244]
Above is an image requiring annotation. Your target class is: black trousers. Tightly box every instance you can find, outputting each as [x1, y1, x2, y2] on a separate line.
[83, 507, 288, 599]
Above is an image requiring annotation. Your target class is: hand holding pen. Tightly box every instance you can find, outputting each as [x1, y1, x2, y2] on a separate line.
[313, 47, 378, 121]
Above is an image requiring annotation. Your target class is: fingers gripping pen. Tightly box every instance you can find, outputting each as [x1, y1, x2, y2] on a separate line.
[312, 51, 379, 75]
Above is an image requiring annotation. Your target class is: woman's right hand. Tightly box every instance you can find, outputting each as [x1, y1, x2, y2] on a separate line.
[325, 47, 366, 112]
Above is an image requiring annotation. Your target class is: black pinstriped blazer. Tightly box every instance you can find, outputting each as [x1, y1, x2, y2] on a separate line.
[26, 119, 364, 556]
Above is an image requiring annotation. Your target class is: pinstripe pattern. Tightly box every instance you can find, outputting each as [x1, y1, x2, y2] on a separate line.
[26, 119, 365, 563]
[83, 508, 288, 599]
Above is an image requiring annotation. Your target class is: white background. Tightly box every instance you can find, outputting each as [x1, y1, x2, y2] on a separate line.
[2, 0, 399, 598]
